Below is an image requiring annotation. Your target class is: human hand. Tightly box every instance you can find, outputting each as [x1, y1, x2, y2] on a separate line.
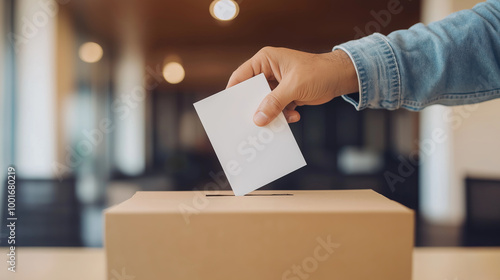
[227, 47, 359, 126]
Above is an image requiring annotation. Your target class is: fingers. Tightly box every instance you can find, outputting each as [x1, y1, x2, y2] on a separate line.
[227, 58, 255, 88]
[283, 109, 301, 123]
[227, 47, 280, 89]
[285, 101, 297, 111]
[283, 101, 300, 123]
[253, 83, 294, 126]
[227, 47, 298, 126]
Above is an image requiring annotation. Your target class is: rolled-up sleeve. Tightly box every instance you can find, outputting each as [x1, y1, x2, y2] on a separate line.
[334, 34, 401, 111]
[334, 0, 500, 111]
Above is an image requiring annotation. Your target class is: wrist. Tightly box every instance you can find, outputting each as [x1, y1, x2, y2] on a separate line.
[333, 49, 359, 95]
[319, 50, 358, 97]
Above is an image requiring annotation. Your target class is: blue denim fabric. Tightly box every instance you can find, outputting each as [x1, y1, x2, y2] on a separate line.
[334, 0, 500, 111]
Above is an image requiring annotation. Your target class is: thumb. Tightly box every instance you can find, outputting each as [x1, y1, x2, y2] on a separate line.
[253, 84, 293, 126]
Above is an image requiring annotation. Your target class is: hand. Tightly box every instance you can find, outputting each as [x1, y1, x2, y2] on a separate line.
[227, 47, 359, 126]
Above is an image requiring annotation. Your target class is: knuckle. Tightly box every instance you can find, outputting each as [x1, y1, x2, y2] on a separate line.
[266, 94, 284, 114]
[259, 46, 274, 55]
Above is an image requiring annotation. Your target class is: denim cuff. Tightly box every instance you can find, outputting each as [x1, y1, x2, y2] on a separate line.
[333, 33, 401, 110]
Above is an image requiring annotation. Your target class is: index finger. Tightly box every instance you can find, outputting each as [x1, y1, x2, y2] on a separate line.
[226, 58, 257, 88]
[226, 48, 281, 88]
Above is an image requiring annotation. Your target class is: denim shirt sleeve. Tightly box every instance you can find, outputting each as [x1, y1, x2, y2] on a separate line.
[333, 0, 500, 111]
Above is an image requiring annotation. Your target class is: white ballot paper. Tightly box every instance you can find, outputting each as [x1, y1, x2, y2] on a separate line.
[194, 74, 306, 196]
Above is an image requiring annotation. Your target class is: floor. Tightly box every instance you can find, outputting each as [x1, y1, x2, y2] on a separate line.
[1, 247, 499, 280]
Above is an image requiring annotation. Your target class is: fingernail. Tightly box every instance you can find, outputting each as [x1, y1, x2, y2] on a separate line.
[287, 115, 298, 123]
[253, 111, 269, 126]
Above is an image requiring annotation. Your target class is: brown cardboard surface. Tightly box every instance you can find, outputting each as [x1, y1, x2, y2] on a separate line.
[105, 190, 414, 280]
[107, 190, 412, 213]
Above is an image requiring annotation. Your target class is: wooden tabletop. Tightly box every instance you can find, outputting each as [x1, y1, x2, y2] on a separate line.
[1, 247, 499, 280]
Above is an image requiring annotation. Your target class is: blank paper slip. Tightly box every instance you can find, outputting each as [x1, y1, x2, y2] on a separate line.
[193, 74, 306, 196]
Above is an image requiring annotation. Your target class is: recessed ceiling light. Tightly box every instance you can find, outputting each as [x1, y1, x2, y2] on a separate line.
[163, 62, 185, 84]
[210, 0, 239, 21]
[78, 42, 103, 63]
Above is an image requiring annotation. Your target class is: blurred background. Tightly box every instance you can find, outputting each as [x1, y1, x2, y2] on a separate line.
[0, 0, 499, 248]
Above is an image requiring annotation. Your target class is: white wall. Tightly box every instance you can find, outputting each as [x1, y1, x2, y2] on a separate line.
[113, 44, 147, 176]
[15, 0, 58, 178]
[420, 0, 461, 225]
[454, 101, 500, 178]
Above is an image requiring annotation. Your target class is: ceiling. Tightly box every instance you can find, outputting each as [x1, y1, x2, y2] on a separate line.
[64, 0, 421, 90]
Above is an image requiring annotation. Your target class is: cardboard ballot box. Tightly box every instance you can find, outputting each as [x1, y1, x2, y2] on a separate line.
[105, 190, 414, 280]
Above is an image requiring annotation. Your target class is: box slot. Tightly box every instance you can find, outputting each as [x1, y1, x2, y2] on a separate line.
[206, 193, 293, 197]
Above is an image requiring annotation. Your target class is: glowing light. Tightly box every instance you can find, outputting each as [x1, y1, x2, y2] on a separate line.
[162, 62, 185, 84]
[78, 42, 103, 63]
[210, 0, 239, 21]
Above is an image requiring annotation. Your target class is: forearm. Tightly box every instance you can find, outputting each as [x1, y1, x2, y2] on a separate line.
[335, 0, 500, 111]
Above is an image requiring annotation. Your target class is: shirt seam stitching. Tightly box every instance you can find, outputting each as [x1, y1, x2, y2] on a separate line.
[376, 33, 402, 110]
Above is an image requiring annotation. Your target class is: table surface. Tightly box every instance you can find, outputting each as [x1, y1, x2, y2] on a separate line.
[1, 247, 499, 280]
